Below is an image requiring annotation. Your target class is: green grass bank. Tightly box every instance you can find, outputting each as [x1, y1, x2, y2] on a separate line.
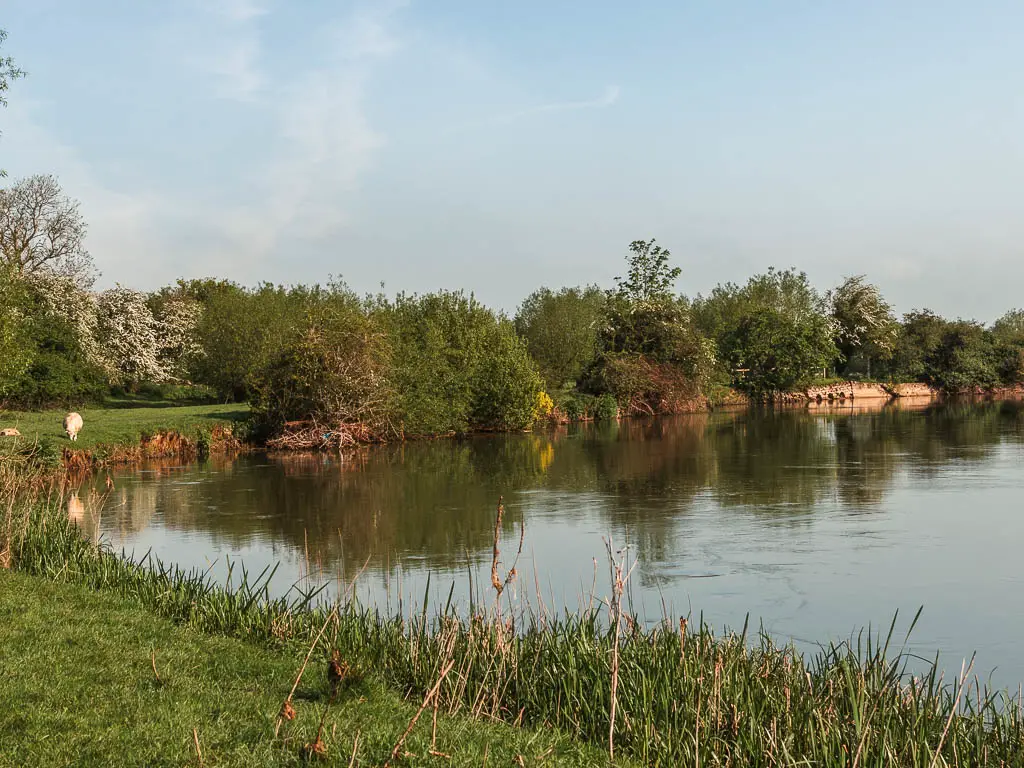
[0, 570, 614, 767]
[0, 401, 250, 469]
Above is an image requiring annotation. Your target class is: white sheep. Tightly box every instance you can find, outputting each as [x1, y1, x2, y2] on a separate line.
[63, 412, 84, 441]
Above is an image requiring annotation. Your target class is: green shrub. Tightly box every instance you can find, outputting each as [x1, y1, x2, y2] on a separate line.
[514, 285, 604, 388]
[249, 286, 393, 435]
[594, 393, 618, 421]
[377, 291, 542, 436]
[923, 321, 999, 392]
[470, 321, 543, 430]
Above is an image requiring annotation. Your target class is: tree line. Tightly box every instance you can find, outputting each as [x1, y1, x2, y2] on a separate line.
[2, 176, 1023, 437]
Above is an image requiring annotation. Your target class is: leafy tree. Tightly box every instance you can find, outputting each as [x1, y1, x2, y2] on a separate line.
[514, 285, 604, 388]
[924, 321, 998, 392]
[471, 320, 544, 430]
[694, 268, 837, 398]
[6, 290, 107, 408]
[587, 239, 715, 411]
[721, 309, 836, 399]
[150, 293, 204, 380]
[250, 284, 393, 435]
[601, 239, 696, 363]
[890, 310, 949, 382]
[1, 29, 26, 178]
[191, 282, 310, 400]
[828, 275, 897, 377]
[614, 239, 681, 301]
[0, 174, 96, 287]
[992, 309, 1024, 342]
[0, 265, 32, 397]
[376, 291, 541, 435]
[991, 309, 1024, 385]
[26, 270, 106, 373]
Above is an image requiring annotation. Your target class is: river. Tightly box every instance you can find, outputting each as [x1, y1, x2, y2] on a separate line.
[74, 398, 1024, 689]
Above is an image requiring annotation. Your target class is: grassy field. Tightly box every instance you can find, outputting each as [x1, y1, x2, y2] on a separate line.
[0, 401, 250, 464]
[0, 570, 621, 767]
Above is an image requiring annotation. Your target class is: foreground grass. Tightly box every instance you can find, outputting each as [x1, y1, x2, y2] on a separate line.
[0, 570, 619, 767]
[0, 402, 250, 464]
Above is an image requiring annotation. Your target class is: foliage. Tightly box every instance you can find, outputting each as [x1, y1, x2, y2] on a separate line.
[601, 239, 695, 364]
[923, 320, 999, 392]
[190, 281, 311, 401]
[586, 240, 715, 410]
[0, 265, 32, 397]
[377, 291, 542, 436]
[0, 174, 95, 287]
[95, 286, 166, 387]
[694, 268, 837, 398]
[249, 284, 394, 436]
[532, 390, 554, 420]
[594, 392, 619, 421]
[991, 309, 1024, 385]
[1, 28, 26, 177]
[514, 285, 604, 388]
[5, 285, 107, 408]
[614, 238, 681, 301]
[148, 291, 204, 380]
[469, 320, 544, 431]
[828, 274, 898, 376]
[889, 309, 948, 382]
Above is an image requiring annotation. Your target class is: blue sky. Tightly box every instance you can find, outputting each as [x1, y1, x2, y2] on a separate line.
[2, 1, 1022, 320]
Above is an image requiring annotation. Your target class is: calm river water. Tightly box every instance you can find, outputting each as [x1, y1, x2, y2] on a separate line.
[75, 398, 1024, 687]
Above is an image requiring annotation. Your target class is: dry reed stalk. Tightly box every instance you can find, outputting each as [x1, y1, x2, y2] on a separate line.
[192, 728, 203, 767]
[347, 731, 360, 768]
[489, 497, 525, 610]
[274, 606, 339, 738]
[929, 655, 976, 768]
[604, 536, 637, 763]
[150, 649, 162, 685]
[383, 660, 455, 768]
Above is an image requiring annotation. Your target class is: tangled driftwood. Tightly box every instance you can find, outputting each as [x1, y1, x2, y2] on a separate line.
[265, 420, 376, 451]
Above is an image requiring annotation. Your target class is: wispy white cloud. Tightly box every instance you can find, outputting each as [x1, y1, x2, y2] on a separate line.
[4, 2, 403, 288]
[213, 5, 401, 261]
[446, 84, 621, 134]
[189, 0, 267, 102]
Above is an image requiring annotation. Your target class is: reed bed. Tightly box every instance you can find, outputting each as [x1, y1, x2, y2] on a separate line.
[3, 479, 1022, 767]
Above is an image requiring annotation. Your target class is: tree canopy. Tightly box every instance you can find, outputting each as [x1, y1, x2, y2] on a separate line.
[0, 174, 96, 287]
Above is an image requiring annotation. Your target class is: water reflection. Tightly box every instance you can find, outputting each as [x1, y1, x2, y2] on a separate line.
[80, 398, 1024, 685]
[85, 400, 1024, 579]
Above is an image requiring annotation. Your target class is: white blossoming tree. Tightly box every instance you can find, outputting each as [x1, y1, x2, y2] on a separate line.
[95, 286, 166, 387]
[25, 270, 109, 374]
[153, 296, 204, 380]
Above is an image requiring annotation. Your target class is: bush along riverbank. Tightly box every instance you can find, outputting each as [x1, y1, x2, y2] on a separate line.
[3, 482, 1022, 767]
